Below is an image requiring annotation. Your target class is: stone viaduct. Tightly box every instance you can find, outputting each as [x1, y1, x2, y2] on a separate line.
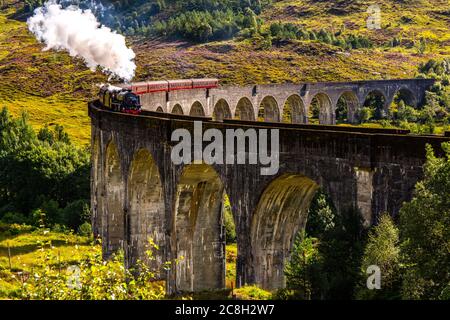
[139, 79, 435, 124]
[89, 78, 449, 294]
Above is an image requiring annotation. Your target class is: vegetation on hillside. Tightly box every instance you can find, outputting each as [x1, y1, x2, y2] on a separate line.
[0, 107, 90, 231]
[2, 0, 450, 144]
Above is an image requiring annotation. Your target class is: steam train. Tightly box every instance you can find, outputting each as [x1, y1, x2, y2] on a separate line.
[98, 84, 142, 114]
[98, 79, 219, 114]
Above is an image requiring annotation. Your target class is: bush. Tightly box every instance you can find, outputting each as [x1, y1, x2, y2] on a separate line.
[358, 107, 374, 123]
[19, 241, 166, 300]
[0, 212, 28, 225]
[77, 222, 92, 238]
[62, 200, 90, 230]
[233, 285, 272, 300]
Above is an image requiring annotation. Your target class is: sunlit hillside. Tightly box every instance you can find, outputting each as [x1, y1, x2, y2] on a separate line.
[0, 0, 449, 144]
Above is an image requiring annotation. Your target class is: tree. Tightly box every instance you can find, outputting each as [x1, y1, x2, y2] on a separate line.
[284, 232, 322, 300]
[0, 108, 90, 228]
[318, 207, 366, 299]
[399, 143, 450, 300]
[358, 107, 374, 123]
[286, 190, 366, 300]
[306, 191, 335, 239]
[357, 214, 401, 300]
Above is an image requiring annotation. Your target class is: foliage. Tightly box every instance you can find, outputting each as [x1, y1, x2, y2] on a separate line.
[399, 143, 450, 300]
[317, 207, 367, 299]
[285, 190, 367, 300]
[0, 221, 165, 300]
[19, 239, 165, 300]
[306, 191, 335, 239]
[77, 221, 92, 238]
[284, 232, 322, 300]
[356, 214, 401, 300]
[223, 195, 236, 243]
[269, 23, 372, 50]
[232, 285, 272, 300]
[0, 107, 90, 230]
[225, 244, 237, 288]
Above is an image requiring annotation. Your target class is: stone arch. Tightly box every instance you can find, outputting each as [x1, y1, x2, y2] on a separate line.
[258, 96, 280, 122]
[104, 140, 125, 259]
[251, 174, 319, 290]
[156, 106, 164, 112]
[174, 164, 225, 292]
[127, 149, 165, 275]
[190, 101, 206, 117]
[363, 90, 387, 120]
[336, 91, 360, 124]
[213, 99, 232, 121]
[282, 94, 306, 124]
[235, 97, 255, 121]
[393, 87, 417, 107]
[172, 104, 184, 115]
[309, 92, 334, 124]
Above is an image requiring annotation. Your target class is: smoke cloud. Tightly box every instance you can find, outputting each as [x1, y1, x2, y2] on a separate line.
[27, 1, 136, 81]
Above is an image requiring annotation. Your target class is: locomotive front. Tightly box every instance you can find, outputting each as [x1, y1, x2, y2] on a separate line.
[98, 84, 142, 114]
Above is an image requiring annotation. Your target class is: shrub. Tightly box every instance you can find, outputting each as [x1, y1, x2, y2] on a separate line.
[233, 285, 272, 300]
[0, 212, 28, 225]
[62, 200, 90, 230]
[77, 222, 92, 238]
[19, 241, 166, 300]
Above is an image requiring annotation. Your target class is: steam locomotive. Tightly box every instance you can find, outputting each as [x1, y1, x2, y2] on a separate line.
[98, 79, 219, 114]
[98, 84, 142, 114]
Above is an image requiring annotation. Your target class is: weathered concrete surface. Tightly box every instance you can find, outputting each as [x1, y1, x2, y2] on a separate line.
[89, 94, 449, 293]
[139, 79, 434, 125]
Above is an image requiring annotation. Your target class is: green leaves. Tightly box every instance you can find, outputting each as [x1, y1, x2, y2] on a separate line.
[357, 214, 401, 300]
[399, 143, 450, 300]
[0, 107, 90, 229]
[19, 239, 166, 300]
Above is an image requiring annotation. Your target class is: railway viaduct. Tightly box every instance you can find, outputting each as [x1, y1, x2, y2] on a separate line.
[139, 79, 435, 124]
[89, 78, 449, 294]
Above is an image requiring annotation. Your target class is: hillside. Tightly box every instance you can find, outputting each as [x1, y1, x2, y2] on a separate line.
[1, 0, 449, 144]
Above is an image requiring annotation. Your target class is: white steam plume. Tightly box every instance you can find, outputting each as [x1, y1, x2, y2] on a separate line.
[27, 1, 136, 81]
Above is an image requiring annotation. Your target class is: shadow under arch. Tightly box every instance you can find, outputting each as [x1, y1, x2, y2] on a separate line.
[282, 94, 306, 124]
[127, 149, 165, 276]
[104, 140, 125, 259]
[156, 106, 164, 112]
[336, 91, 360, 124]
[363, 90, 387, 120]
[309, 92, 333, 124]
[213, 99, 232, 121]
[258, 96, 280, 122]
[393, 87, 417, 107]
[190, 101, 206, 117]
[251, 174, 319, 290]
[172, 104, 184, 115]
[235, 97, 255, 121]
[174, 164, 226, 292]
